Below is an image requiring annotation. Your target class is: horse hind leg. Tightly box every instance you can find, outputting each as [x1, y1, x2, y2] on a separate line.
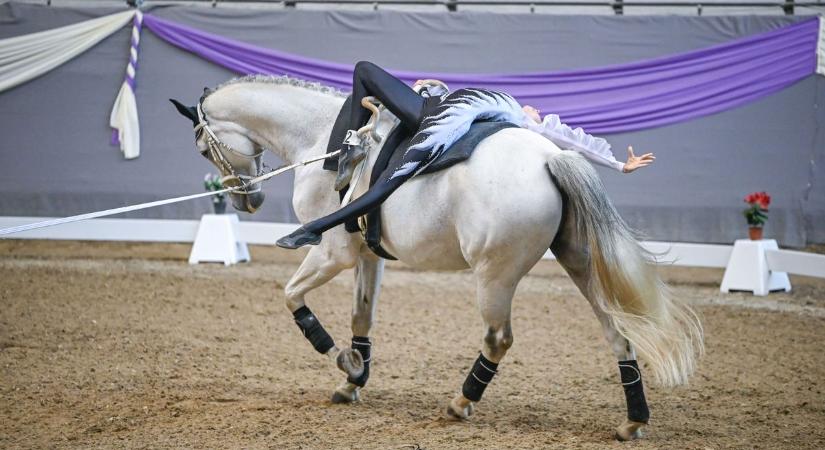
[285, 244, 364, 382]
[446, 276, 516, 420]
[551, 235, 649, 440]
[589, 299, 650, 441]
[332, 253, 384, 404]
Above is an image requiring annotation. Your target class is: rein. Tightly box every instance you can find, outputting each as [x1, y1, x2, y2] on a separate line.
[0, 149, 340, 237]
[0, 95, 388, 237]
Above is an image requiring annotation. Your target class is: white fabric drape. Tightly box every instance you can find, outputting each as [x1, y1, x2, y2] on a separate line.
[0, 10, 135, 92]
[109, 82, 140, 159]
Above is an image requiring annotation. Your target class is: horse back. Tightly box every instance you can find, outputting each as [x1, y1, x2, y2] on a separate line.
[379, 128, 564, 271]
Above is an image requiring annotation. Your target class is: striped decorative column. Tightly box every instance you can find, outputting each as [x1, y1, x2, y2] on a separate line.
[109, 9, 143, 159]
[125, 10, 143, 95]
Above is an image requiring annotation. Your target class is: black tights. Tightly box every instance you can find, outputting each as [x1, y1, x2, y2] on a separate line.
[350, 61, 424, 132]
[310, 62, 427, 235]
[327, 61, 424, 153]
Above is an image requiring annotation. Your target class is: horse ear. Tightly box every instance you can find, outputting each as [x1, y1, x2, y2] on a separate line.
[169, 98, 198, 127]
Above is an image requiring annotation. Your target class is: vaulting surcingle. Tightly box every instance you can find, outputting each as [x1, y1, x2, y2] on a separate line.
[390, 88, 526, 179]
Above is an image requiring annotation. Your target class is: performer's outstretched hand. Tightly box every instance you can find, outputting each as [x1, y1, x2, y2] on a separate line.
[623, 146, 655, 173]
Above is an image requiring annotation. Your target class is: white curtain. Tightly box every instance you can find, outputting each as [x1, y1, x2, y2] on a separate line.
[109, 78, 141, 160]
[0, 10, 135, 92]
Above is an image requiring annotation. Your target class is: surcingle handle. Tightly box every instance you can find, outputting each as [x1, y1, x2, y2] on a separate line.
[619, 359, 650, 423]
[462, 353, 499, 402]
[293, 306, 335, 354]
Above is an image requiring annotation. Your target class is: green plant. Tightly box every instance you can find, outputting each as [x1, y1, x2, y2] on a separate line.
[743, 191, 770, 227]
[204, 173, 225, 202]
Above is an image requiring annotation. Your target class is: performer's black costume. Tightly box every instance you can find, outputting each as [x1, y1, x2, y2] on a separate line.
[277, 61, 524, 249]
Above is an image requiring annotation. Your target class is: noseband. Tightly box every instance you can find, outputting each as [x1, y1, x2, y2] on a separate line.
[194, 103, 264, 197]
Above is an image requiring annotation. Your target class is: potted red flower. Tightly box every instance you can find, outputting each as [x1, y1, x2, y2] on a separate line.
[743, 191, 770, 240]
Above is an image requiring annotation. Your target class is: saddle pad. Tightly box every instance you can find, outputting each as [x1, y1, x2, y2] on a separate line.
[374, 120, 517, 183]
[364, 120, 518, 259]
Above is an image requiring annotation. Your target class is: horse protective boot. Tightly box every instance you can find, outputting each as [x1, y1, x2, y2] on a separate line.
[334, 130, 366, 191]
[276, 226, 322, 249]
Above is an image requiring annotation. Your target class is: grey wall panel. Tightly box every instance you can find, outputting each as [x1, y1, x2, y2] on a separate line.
[0, 2, 821, 246]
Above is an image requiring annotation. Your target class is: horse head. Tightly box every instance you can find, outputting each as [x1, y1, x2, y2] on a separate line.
[170, 96, 266, 213]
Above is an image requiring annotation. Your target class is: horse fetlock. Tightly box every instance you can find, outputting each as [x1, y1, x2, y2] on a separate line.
[446, 395, 474, 420]
[335, 347, 364, 379]
[614, 420, 645, 441]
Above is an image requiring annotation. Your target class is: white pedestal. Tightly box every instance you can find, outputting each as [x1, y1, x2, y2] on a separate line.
[188, 214, 250, 266]
[720, 239, 791, 296]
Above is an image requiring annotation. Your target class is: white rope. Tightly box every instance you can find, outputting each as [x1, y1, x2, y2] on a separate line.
[0, 150, 340, 237]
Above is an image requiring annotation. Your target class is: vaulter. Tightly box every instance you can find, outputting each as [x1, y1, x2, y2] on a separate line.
[276, 61, 655, 250]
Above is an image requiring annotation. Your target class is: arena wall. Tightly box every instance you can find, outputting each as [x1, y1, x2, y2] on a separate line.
[1, 2, 822, 246]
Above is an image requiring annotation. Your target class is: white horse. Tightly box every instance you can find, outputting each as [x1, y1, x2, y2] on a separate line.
[171, 75, 702, 440]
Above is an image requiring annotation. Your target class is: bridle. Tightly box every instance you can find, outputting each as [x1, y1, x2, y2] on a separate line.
[194, 103, 264, 198]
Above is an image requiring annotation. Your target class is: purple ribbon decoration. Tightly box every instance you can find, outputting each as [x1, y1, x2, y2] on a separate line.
[143, 14, 818, 134]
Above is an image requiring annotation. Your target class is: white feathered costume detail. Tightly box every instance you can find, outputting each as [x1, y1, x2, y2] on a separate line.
[389, 88, 526, 180]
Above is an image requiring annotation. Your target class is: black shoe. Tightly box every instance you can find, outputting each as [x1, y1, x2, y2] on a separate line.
[334, 143, 367, 191]
[276, 226, 322, 249]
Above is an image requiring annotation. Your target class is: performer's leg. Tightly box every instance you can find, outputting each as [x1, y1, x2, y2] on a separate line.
[335, 61, 424, 190]
[277, 174, 408, 249]
[350, 61, 424, 130]
[277, 147, 432, 249]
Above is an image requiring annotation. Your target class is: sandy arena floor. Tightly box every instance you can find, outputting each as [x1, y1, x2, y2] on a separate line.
[1, 240, 824, 449]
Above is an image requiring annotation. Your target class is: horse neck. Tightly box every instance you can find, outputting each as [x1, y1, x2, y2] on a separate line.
[209, 83, 345, 164]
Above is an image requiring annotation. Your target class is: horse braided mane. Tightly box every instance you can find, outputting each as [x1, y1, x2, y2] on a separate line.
[206, 74, 349, 100]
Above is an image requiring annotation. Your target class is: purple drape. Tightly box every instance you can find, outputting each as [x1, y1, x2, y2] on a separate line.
[143, 14, 818, 134]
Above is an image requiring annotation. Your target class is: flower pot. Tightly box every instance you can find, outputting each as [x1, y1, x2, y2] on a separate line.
[748, 226, 763, 241]
[212, 200, 227, 215]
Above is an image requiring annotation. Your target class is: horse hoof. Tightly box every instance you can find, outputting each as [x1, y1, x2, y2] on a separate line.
[336, 348, 364, 379]
[614, 420, 645, 441]
[445, 398, 474, 420]
[331, 390, 358, 404]
[331, 382, 361, 404]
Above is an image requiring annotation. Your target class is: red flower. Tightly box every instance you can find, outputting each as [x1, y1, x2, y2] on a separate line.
[744, 191, 770, 210]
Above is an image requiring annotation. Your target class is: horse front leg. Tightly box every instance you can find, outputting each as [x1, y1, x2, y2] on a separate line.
[284, 242, 364, 381]
[447, 277, 516, 420]
[332, 252, 385, 404]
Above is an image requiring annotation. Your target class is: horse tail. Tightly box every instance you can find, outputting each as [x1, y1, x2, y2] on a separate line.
[546, 151, 703, 387]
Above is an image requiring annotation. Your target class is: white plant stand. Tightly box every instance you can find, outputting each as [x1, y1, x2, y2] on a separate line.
[720, 239, 791, 296]
[188, 214, 250, 266]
